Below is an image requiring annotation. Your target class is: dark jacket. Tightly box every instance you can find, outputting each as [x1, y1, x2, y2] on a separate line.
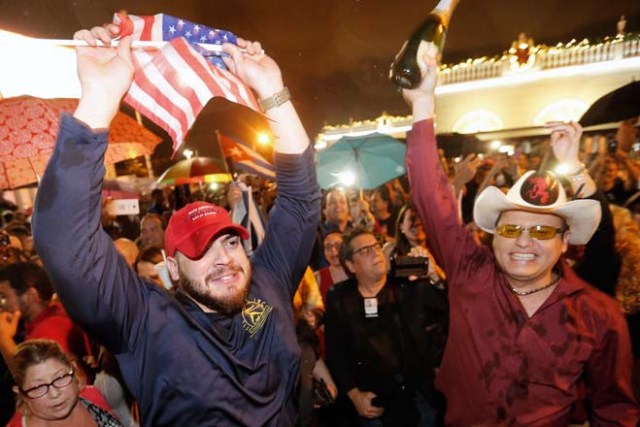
[325, 276, 448, 406]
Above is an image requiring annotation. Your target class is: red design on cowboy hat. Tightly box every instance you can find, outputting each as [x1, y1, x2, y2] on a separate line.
[520, 172, 560, 206]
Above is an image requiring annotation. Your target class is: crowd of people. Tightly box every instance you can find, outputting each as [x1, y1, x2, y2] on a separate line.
[0, 21, 638, 427]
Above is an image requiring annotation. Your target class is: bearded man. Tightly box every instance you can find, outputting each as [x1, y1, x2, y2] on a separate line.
[32, 24, 320, 426]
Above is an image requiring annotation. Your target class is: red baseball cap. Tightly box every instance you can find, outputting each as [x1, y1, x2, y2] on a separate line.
[164, 202, 249, 259]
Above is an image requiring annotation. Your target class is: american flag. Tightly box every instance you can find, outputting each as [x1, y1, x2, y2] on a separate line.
[219, 133, 275, 180]
[114, 13, 260, 152]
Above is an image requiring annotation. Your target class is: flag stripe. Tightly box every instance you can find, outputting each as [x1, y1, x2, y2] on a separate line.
[217, 67, 259, 109]
[131, 49, 195, 133]
[142, 44, 204, 120]
[114, 13, 260, 151]
[170, 40, 232, 103]
[130, 15, 146, 39]
[125, 84, 182, 143]
[150, 14, 164, 40]
[129, 64, 192, 142]
[131, 49, 155, 68]
[141, 16, 155, 40]
[176, 41, 245, 105]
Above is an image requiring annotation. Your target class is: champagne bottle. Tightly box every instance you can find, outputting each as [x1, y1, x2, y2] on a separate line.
[389, 0, 461, 89]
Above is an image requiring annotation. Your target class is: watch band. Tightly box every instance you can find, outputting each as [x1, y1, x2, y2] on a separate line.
[259, 87, 291, 112]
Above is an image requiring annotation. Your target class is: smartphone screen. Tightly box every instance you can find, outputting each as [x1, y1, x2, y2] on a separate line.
[106, 199, 140, 216]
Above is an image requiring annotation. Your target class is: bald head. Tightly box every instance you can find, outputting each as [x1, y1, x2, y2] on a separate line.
[114, 238, 139, 267]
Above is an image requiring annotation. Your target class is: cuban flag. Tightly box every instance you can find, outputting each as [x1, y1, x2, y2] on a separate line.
[219, 132, 275, 180]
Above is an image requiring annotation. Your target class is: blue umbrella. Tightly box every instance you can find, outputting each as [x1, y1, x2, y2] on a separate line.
[316, 133, 406, 190]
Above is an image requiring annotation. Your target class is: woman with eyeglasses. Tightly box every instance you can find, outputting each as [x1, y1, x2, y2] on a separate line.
[382, 203, 446, 288]
[314, 231, 348, 305]
[8, 339, 122, 427]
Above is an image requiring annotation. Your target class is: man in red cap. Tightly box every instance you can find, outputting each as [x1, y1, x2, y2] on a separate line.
[163, 202, 252, 314]
[32, 24, 321, 426]
[402, 47, 639, 425]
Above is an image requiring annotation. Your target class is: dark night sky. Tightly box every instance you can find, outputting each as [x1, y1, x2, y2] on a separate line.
[1, 0, 638, 138]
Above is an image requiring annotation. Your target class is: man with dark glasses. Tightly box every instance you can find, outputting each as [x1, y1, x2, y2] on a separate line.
[325, 228, 448, 426]
[401, 47, 639, 425]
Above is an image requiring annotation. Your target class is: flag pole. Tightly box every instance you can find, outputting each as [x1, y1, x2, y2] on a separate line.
[40, 38, 261, 54]
[39, 38, 225, 53]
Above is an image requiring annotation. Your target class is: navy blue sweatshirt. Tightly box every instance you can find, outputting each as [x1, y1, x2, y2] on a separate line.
[33, 114, 321, 426]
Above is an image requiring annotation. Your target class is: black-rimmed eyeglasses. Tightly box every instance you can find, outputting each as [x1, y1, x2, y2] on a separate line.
[20, 369, 74, 399]
[352, 242, 382, 257]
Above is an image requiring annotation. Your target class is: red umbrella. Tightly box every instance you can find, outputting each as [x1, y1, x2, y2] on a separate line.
[0, 96, 163, 189]
[156, 157, 231, 186]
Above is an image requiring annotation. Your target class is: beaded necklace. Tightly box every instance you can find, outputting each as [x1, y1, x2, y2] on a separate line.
[508, 275, 561, 296]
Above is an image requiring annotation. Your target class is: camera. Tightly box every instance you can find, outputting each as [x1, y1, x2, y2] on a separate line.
[608, 139, 618, 154]
[391, 255, 429, 278]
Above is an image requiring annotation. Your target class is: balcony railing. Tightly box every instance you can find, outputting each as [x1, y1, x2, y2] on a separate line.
[438, 34, 640, 85]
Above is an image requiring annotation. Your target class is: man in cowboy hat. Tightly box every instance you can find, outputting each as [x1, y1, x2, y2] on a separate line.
[401, 47, 639, 425]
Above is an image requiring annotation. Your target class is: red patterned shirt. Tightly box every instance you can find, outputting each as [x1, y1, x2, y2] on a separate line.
[407, 119, 639, 426]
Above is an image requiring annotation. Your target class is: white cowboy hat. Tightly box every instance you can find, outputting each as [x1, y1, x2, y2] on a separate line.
[473, 170, 601, 245]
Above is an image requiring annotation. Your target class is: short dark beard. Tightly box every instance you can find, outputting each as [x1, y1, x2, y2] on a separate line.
[178, 268, 251, 316]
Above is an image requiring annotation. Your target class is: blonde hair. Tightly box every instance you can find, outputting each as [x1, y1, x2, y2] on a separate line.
[610, 204, 640, 314]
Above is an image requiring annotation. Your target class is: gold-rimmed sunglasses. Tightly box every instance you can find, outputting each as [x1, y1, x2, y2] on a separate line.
[496, 224, 567, 240]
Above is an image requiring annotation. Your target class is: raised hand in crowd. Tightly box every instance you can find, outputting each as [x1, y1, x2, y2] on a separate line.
[73, 24, 134, 129]
[401, 44, 438, 120]
[0, 310, 21, 359]
[223, 38, 308, 154]
[452, 153, 482, 196]
[546, 121, 582, 168]
[477, 155, 511, 193]
[350, 197, 376, 231]
[546, 121, 596, 196]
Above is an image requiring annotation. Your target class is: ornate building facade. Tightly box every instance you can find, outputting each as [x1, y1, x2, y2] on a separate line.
[316, 26, 640, 157]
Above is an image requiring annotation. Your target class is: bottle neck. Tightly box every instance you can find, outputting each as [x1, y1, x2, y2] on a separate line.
[432, 0, 461, 27]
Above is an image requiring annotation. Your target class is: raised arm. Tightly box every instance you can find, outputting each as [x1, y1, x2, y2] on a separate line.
[32, 26, 148, 352]
[401, 47, 482, 277]
[222, 39, 308, 154]
[223, 39, 321, 298]
[548, 121, 620, 295]
[73, 24, 134, 129]
[547, 121, 596, 197]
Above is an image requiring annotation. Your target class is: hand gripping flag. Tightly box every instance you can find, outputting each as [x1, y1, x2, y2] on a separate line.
[219, 133, 275, 180]
[114, 13, 260, 152]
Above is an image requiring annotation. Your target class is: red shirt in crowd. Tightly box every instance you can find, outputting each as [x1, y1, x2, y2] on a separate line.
[406, 119, 639, 426]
